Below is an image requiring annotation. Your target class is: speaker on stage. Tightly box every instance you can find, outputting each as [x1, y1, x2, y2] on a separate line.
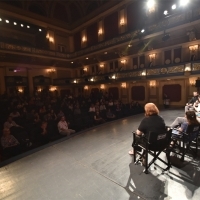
[195, 80, 200, 87]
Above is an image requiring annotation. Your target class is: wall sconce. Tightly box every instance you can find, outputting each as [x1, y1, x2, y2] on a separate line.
[98, 29, 103, 35]
[82, 36, 87, 42]
[111, 74, 116, 79]
[185, 63, 191, 71]
[141, 71, 146, 76]
[84, 85, 88, 90]
[121, 82, 126, 88]
[49, 86, 57, 91]
[73, 80, 77, 83]
[18, 87, 23, 93]
[149, 80, 156, 88]
[189, 45, 198, 51]
[99, 64, 104, 68]
[47, 68, 56, 73]
[120, 19, 125, 26]
[100, 84, 105, 89]
[37, 87, 42, 92]
[120, 59, 126, 64]
[46, 31, 54, 43]
[189, 78, 196, 86]
[83, 67, 88, 72]
[149, 53, 156, 60]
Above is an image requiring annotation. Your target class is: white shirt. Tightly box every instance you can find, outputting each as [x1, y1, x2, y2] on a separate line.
[58, 121, 68, 133]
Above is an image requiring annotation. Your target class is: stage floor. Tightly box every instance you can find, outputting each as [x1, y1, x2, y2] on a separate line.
[0, 109, 200, 200]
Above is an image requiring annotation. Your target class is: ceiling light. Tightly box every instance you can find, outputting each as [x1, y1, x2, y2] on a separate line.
[104, 52, 107, 54]
[86, 57, 88, 59]
[163, 10, 168, 15]
[0, 18, 2, 21]
[27, 25, 30, 28]
[13, 22, 17, 25]
[21, 24, 24, 27]
[147, 0, 155, 9]
[180, 0, 189, 6]
[5, 20, 9, 23]
[39, 29, 42, 32]
[141, 29, 145, 33]
[71, 62, 73, 64]
[172, 4, 176, 9]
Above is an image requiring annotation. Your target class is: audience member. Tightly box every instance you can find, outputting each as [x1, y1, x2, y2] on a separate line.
[185, 91, 198, 113]
[57, 116, 75, 136]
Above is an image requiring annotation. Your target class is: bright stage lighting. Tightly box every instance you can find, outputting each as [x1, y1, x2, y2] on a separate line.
[163, 10, 168, 15]
[0, 18, 2, 21]
[141, 29, 145, 33]
[13, 22, 17, 25]
[180, 0, 189, 6]
[147, 0, 155, 9]
[172, 4, 177, 10]
[5, 19, 9, 23]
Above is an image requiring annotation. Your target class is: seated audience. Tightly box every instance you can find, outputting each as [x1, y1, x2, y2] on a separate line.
[185, 91, 198, 113]
[106, 108, 116, 120]
[9, 109, 20, 118]
[57, 116, 75, 136]
[129, 103, 166, 158]
[4, 116, 23, 129]
[94, 111, 105, 125]
[1, 128, 21, 157]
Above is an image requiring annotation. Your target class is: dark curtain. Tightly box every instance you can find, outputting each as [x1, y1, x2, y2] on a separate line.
[163, 84, 181, 102]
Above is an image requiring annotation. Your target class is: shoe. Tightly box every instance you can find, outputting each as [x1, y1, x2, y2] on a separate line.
[128, 150, 134, 155]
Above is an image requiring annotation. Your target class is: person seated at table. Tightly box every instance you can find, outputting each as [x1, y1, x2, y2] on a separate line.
[129, 103, 166, 155]
[171, 111, 200, 141]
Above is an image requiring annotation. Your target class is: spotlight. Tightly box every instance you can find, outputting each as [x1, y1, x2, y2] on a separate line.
[39, 29, 42, 32]
[86, 57, 88, 59]
[172, 4, 176, 10]
[27, 25, 30, 28]
[21, 24, 24, 27]
[180, 0, 189, 6]
[162, 34, 170, 41]
[163, 10, 168, 15]
[13, 22, 17, 25]
[147, 0, 155, 9]
[5, 20, 9, 23]
[0, 18, 2, 21]
[71, 61, 73, 64]
[141, 29, 145, 33]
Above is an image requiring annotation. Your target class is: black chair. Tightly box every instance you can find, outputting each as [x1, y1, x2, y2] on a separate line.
[171, 124, 200, 161]
[133, 129, 172, 174]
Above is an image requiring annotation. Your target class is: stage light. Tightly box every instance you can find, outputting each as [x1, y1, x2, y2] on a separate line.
[5, 20, 9, 23]
[141, 29, 145, 33]
[147, 0, 155, 9]
[39, 29, 42, 32]
[0, 18, 2, 21]
[21, 24, 24, 27]
[180, 0, 189, 6]
[13, 22, 17, 25]
[172, 4, 176, 9]
[27, 25, 30, 28]
[163, 10, 168, 15]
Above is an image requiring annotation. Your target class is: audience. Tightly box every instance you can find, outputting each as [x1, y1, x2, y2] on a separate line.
[57, 116, 75, 136]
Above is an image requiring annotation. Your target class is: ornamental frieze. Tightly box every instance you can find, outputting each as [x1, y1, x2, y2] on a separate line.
[168, 65, 184, 73]
[160, 68, 168, 74]
[147, 69, 160, 76]
[192, 63, 200, 71]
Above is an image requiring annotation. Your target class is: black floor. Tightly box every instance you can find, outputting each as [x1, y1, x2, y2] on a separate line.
[0, 109, 200, 200]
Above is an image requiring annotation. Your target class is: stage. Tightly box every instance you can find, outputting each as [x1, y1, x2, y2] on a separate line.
[0, 109, 200, 200]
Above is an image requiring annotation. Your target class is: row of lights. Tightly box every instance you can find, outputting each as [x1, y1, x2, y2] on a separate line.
[0, 17, 42, 31]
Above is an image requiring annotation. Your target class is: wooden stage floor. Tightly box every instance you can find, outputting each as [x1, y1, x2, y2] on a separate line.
[0, 109, 200, 200]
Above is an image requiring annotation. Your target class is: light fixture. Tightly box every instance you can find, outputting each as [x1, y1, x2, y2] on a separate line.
[180, 0, 189, 7]
[5, 20, 9, 23]
[98, 29, 103, 35]
[162, 34, 170, 41]
[149, 80, 156, 88]
[128, 44, 132, 47]
[21, 24, 24, 27]
[49, 86, 57, 91]
[163, 10, 168, 15]
[90, 78, 94, 82]
[86, 57, 89, 60]
[189, 45, 198, 51]
[73, 80, 77, 83]
[99, 64, 104, 68]
[111, 75, 116, 79]
[84, 85, 88, 90]
[27, 25, 30, 28]
[147, 0, 156, 12]
[82, 36, 87, 42]
[18, 87, 23, 93]
[104, 52, 107, 54]
[189, 78, 196, 86]
[47, 68, 56, 73]
[100, 84, 105, 89]
[120, 19, 125, 26]
[141, 29, 145, 33]
[172, 4, 176, 10]
[13, 22, 17, 25]
[141, 71, 146, 76]
[0, 18, 2, 21]
[149, 53, 156, 60]
[83, 67, 88, 72]
[71, 61, 73, 64]
[121, 59, 126, 64]
[39, 29, 42, 32]
[121, 82, 126, 88]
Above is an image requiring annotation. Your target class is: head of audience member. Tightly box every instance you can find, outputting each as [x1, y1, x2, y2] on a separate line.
[185, 111, 199, 125]
[7, 116, 13, 123]
[193, 91, 198, 96]
[3, 128, 11, 137]
[144, 103, 159, 117]
[60, 116, 65, 122]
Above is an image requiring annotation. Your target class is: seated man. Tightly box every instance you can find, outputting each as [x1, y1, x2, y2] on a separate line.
[185, 91, 198, 113]
[57, 116, 75, 136]
[1, 128, 21, 157]
[129, 103, 166, 157]
[94, 111, 105, 125]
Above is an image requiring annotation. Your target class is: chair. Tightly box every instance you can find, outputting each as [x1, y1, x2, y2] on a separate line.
[171, 124, 200, 161]
[133, 129, 172, 174]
